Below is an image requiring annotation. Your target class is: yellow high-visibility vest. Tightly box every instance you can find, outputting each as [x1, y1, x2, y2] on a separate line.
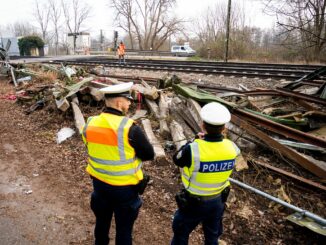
[182, 138, 240, 196]
[82, 113, 143, 186]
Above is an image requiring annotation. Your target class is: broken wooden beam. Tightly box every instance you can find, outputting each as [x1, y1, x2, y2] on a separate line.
[158, 92, 170, 139]
[132, 82, 159, 100]
[169, 120, 187, 151]
[186, 98, 202, 125]
[132, 84, 154, 100]
[71, 97, 85, 133]
[144, 98, 160, 119]
[131, 109, 147, 121]
[89, 87, 104, 101]
[55, 97, 70, 112]
[170, 96, 200, 135]
[141, 119, 168, 165]
[170, 97, 195, 139]
[10, 66, 17, 87]
[141, 80, 159, 100]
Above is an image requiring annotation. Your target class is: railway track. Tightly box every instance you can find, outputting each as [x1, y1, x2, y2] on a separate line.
[45, 57, 326, 81]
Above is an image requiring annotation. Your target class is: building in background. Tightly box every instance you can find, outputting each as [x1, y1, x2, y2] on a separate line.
[67, 32, 91, 55]
[0, 37, 20, 56]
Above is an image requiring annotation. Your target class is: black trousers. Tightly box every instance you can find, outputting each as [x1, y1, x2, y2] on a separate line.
[91, 178, 142, 245]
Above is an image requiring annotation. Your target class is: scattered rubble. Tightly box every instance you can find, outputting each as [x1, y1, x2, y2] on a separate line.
[1, 61, 325, 243]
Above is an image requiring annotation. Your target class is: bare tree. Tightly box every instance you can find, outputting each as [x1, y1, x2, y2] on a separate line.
[111, 0, 184, 50]
[264, 0, 326, 61]
[34, 0, 50, 41]
[49, 0, 62, 55]
[7, 22, 38, 37]
[61, 0, 92, 53]
[193, 4, 228, 44]
[192, 1, 249, 59]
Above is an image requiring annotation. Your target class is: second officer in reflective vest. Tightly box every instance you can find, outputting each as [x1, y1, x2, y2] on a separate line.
[82, 82, 154, 245]
[171, 102, 240, 245]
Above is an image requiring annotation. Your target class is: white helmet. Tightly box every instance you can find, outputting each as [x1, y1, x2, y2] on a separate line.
[200, 102, 231, 125]
[100, 82, 134, 100]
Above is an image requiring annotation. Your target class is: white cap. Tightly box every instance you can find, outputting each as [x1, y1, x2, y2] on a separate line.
[100, 82, 133, 100]
[200, 102, 231, 125]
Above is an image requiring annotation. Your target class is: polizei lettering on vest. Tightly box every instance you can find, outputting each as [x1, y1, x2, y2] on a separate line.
[199, 160, 235, 173]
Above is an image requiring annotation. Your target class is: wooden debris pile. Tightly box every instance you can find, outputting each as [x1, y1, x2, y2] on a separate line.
[4, 63, 326, 190]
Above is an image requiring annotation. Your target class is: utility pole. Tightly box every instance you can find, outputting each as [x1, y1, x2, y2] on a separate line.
[73, 33, 78, 55]
[100, 29, 104, 51]
[224, 0, 232, 62]
[113, 31, 118, 51]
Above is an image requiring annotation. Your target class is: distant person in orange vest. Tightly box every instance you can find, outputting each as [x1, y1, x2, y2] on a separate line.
[117, 41, 126, 65]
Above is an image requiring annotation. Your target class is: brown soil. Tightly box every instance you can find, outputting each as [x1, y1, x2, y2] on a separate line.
[0, 71, 325, 245]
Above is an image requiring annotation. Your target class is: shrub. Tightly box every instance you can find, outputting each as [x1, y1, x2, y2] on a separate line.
[18, 36, 44, 56]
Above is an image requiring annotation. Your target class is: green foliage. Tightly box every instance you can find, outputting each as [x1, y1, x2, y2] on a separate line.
[18, 36, 44, 56]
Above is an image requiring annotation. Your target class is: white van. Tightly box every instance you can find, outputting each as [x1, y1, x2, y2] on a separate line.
[171, 45, 196, 57]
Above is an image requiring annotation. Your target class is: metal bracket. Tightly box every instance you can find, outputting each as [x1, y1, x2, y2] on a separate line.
[287, 212, 326, 236]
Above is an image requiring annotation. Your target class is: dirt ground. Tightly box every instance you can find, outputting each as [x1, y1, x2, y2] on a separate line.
[0, 70, 325, 245]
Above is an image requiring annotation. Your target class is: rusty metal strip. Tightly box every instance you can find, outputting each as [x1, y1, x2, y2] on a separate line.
[193, 84, 325, 106]
[197, 86, 326, 106]
[290, 98, 318, 111]
[233, 109, 326, 148]
[239, 89, 326, 105]
[251, 160, 326, 191]
[275, 88, 326, 106]
[231, 114, 326, 179]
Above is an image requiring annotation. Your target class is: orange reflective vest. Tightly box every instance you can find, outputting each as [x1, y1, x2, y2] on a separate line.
[118, 44, 126, 56]
[82, 113, 143, 186]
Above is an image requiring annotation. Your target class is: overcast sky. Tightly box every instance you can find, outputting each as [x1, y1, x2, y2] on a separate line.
[0, 0, 276, 38]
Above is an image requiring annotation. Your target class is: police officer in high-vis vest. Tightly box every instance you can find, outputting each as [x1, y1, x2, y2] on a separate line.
[171, 102, 240, 245]
[82, 82, 154, 245]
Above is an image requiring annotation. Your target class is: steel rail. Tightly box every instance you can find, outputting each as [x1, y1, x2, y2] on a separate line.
[96, 73, 324, 88]
[94, 74, 326, 105]
[81, 71, 326, 107]
[54, 59, 314, 75]
[229, 178, 326, 226]
[55, 56, 324, 70]
[100, 74, 326, 102]
[275, 88, 326, 105]
[46, 60, 310, 80]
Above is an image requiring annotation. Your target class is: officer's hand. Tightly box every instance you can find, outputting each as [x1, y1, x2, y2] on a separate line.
[196, 132, 205, 139]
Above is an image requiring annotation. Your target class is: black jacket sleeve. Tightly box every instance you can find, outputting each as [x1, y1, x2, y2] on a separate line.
[128, 124, 155, 161]
[172, 142, 192, 168]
